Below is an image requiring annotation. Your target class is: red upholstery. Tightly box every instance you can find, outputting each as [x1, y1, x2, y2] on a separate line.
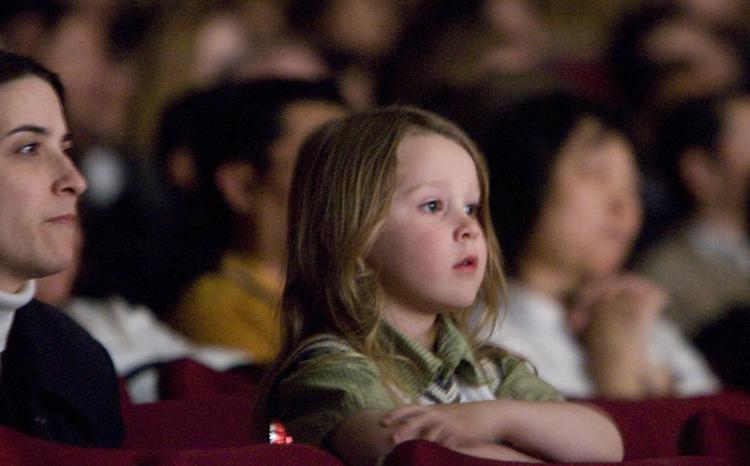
[0, 423, 344, 466]
[156, 444, 345, 465]
[158, 358, 260, 400]
[122, 395, 266, 449]
[383, 440, 732, 466]
[0, 424, 158, 466]
[584, 390, 750, 459]
[680, 410, 750, 463]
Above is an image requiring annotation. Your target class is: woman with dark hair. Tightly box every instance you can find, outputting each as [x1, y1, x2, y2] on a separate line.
[477, 92, 718, 399]
[0, 50, 123, 446]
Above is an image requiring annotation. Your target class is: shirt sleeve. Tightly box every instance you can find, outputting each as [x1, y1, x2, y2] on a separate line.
[273, 351, 398, 446]
[650, 317, 720, 396]
[494, 354, 565, 402]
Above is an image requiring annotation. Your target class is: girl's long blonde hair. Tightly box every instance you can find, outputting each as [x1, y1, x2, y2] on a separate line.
[278, 105, 505, 400]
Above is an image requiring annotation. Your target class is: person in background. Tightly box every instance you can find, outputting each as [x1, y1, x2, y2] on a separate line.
[636, 91, 750, 339]
[166, 78, 347, 365]
[266, 106, 623, 465]
[35, 222, 249, 404]
[0, 50, 123, 446]
[480, 92, 718, 399]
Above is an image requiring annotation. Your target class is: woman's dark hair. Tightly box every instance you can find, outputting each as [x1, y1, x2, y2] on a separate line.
[0, 49, 65, 101]
[483, 92, 625, 275]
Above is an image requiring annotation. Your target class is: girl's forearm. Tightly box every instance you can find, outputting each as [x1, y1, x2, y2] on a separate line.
[492, 400, 624, 463]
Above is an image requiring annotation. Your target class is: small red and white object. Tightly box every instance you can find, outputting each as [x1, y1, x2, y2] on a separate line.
[269, 420, 294, 444]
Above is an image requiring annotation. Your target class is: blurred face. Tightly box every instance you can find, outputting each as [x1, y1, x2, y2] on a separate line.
[369, 133, 487, 327]
[643, 18, 743, 105]
[322, 0, 402, 59]
[0, 77, 87, 292]
[251, 99, 344, 262]
[267, 100, 346, 202]
[715, 97, 750, 210]
[43, 14, 136, 141]
[525, 118, 642, 281]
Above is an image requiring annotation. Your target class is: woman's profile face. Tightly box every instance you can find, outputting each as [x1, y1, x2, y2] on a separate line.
[0, 76, 87, 292]
[524, 117, 642, 281]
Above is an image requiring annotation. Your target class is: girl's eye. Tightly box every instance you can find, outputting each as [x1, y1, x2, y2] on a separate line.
[465, 204, 478, 216]
[62, 142, 75, 157]
[420, 200, 442, 213]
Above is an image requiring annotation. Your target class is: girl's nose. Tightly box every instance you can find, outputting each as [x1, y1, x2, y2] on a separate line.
[455, 216, 481, 242]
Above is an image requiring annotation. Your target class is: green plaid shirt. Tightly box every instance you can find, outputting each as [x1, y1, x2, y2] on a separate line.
[271, 317, 562, 446]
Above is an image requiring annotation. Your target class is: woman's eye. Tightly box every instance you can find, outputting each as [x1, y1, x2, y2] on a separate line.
[17, 143, 39, 155]
[420, 200, 442, 213]
[465, 204, 478, 216]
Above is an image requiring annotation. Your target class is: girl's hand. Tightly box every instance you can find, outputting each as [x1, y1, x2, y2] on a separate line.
[381, 402, 502, 449]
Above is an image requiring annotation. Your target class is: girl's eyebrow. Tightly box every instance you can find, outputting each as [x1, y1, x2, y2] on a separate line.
[400, 180, 448, 195]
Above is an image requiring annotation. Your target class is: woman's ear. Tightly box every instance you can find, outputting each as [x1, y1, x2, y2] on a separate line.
[215, 161, 257, 215]
[679, 147, 719, 204]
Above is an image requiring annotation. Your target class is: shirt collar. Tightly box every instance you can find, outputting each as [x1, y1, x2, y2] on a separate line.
[0, 280, 35, 352]
[384, 316, 481, 395]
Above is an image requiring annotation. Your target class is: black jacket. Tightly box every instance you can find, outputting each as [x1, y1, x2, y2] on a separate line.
[0, 299, 124, 447]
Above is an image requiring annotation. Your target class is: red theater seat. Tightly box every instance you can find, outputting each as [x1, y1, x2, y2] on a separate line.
[158, 358, 260, 400]
[585, 390, 750, 459]
[122, 395, 266, 449]
[383, 440, 732, 466]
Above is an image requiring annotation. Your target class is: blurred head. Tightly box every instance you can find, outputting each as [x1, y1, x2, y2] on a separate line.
[283, 106, 503, 357]
[287, 0, 403, 64]
[657, 90, 750, 221]
[156, 78, 346, 259]
[0, 51, 87, 292]
[486, 93, 642, 284]
[608, 4, 744, 111]
[40, 4, 150, 143]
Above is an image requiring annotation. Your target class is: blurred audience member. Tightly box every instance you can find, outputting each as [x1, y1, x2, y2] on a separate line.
[477, 93, 718, 399]
[378, 0, 552, 106]
[636, 91, 750, 339]
[164, 79, 347, 364]
[35, 223, 248, 404]
[608, 2, 745, 116]
[0, 0, 67, 57]
[287, 0, 407, 108]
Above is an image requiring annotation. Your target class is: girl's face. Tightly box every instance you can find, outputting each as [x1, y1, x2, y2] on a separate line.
[368, 133, 487, 328]
[524, 118, 642, 282]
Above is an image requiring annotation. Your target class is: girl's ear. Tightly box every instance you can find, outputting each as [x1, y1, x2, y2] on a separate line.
[215, 160, 257, 215]
[679, 147, 719, 204]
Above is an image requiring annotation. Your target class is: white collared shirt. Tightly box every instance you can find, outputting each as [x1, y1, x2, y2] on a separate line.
[0, 281, 35, 373]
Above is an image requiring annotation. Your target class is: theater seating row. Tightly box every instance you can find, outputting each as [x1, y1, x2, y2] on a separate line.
[1, 358, 745, 465]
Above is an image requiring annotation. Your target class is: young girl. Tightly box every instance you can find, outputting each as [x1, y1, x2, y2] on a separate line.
[265, 106, 623, 464]
[480, 93, 718, 399]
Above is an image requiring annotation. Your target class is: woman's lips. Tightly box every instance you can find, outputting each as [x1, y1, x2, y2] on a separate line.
[47, 214, 77, 225]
